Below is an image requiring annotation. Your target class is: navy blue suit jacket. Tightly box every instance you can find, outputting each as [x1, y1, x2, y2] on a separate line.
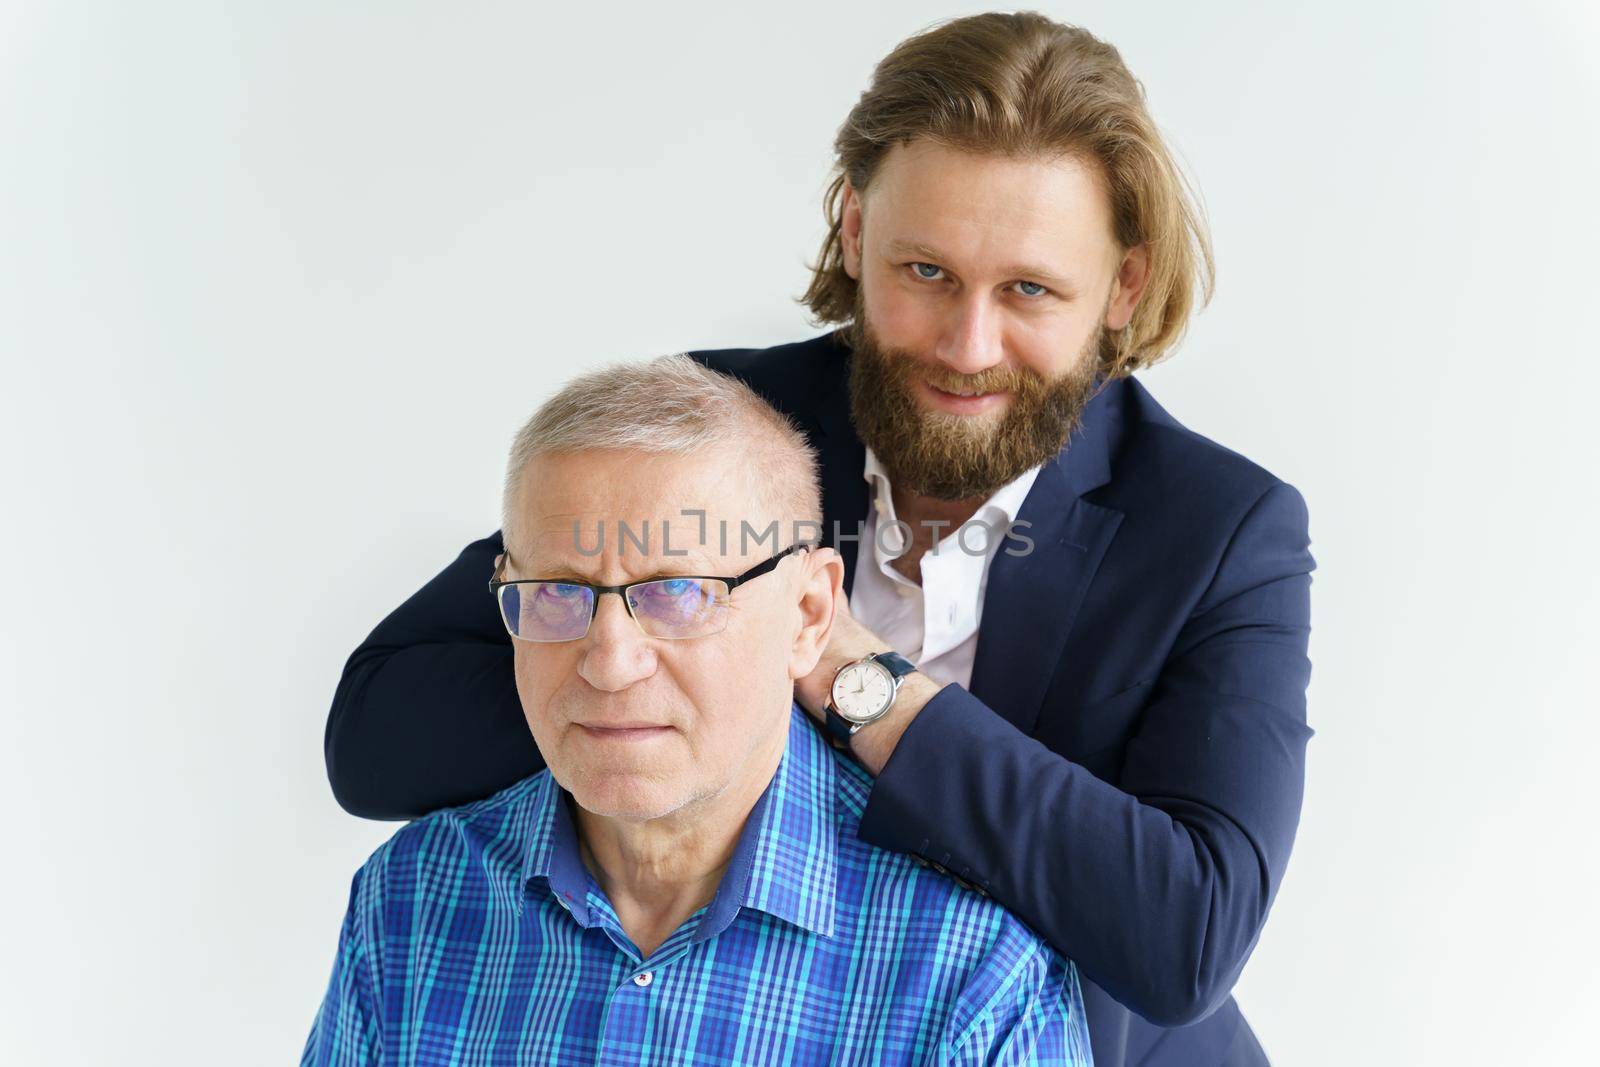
[325, 332, 1315, 1067]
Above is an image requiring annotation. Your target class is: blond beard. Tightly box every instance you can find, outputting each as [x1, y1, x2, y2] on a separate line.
[844, 312, 1104, 501]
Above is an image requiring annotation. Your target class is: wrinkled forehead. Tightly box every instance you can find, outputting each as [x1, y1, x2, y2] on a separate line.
[520, 510, 782, 580]
[509, 451, 780, 581]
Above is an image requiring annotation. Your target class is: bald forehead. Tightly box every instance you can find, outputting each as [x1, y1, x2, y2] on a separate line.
[506, 448, 780, 580]
[518, 518, 722, 581]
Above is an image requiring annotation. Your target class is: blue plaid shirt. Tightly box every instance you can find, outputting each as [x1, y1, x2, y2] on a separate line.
[303, 704, 1093, 1065]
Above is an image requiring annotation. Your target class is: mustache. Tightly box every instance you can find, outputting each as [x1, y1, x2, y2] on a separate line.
[921, 366, 1039, 395]
[872, 342, 1045, 397]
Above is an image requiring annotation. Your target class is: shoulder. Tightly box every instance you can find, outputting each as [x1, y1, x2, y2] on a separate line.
[948, 937, 1089, 1064]
[1100, 374, 1311, 536]
[831, 761, 1087, 1058]
[832, 752, 1062, 969]
[349, 773, 548, 911]
[1113, 375, 1304, 504]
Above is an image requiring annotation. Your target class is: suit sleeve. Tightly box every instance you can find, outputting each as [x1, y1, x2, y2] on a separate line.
[324, 531, 541, 819]
[859, 482, 1315, 1027]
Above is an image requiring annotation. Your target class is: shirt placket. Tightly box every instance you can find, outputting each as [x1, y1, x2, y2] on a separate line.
[585, 890, 710, 1064]
[865, 488, 926, 654]
[916, 515, 991, 663]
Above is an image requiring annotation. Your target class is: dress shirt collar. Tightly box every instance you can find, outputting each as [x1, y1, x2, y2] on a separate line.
[861, 446, 1042, 538]
[519, 702, 838, 940]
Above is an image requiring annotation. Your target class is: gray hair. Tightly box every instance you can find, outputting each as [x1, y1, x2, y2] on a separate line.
[502, 354, 822, 548]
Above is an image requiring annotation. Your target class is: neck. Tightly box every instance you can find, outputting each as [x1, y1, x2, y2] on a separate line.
[891, 482, 985, 532]
[573, 731, 785, 958]
[887, 483, 985, 584]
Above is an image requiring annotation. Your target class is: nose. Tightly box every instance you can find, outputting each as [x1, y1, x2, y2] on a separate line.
[933, 293, 1005, 376]
[577, 592, 658, 692]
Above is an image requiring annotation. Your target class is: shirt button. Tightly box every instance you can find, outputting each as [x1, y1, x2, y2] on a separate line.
[633, 972, 653, 987]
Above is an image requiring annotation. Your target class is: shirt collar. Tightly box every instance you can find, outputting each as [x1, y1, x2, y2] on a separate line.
[519, 703, 837, 940]
[518, 774, 592, 922]
[728, 703, 838, 938]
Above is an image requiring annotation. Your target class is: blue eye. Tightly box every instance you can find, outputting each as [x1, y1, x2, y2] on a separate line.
[911, 262, 943, 280]
[1015, 280, 1047, 297]
[631, 578, 702, 609]
[539, 583, 586, 600]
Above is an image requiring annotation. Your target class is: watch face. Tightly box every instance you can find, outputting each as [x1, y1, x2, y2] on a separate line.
[831, 659, 895, 723]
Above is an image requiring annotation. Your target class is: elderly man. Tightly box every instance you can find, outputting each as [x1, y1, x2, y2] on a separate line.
[302, 356, 1093, 1065]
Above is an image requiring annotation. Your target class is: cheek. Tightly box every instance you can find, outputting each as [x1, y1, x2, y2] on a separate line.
[1013, 338, 1060, 379]
[672, 640, 790, 736]
[1011, 314, 1091, 376]
[512, 650, 566, 732]
[863, 278, 936, 348]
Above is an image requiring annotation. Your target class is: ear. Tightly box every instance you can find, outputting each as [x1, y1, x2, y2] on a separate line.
[1104, 242, 1151, 331]
[788, 547, 844, 681]
[840, 182, 864, 281]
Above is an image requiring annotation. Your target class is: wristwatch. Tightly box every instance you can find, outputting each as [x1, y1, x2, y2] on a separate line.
[824, 651, 919, 745]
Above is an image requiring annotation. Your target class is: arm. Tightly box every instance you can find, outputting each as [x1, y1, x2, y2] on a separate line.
[325, 532, 541, 819]
[301, 872, 381, 1066]
[859, 483, 1315, 1026]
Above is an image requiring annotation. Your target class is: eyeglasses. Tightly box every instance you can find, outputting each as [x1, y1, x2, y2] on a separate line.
[489, 542, 810, 643]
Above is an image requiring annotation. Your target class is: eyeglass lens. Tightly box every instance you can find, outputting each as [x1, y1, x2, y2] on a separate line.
[497, 577, 732, 642]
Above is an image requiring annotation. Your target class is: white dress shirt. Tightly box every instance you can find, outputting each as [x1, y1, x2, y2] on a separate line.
[848, 447, 1043, 689]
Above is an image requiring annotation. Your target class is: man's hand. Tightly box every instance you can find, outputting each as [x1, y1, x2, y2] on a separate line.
[795, 592, 942, 776]
[795, 591, 883, 719]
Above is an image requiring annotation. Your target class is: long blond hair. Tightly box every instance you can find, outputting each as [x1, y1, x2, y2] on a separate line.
[802, 11, 1215, 377]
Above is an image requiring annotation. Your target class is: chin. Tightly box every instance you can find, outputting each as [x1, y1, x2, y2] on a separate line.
[567, 775, 690, 823]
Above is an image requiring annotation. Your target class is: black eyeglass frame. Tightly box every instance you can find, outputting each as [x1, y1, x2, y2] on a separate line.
[488, 541, 812, 642]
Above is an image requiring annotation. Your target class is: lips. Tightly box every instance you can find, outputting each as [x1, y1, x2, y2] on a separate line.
[576, 722, 672, 741]
[922, 380, 1010, 413]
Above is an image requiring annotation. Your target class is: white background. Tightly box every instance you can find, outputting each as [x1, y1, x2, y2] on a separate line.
[3, 2, 1597, 1063]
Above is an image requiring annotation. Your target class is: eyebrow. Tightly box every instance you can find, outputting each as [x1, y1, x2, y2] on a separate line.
[884, 238, 1081, 296]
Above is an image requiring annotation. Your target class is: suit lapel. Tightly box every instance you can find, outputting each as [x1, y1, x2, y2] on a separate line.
[968, 379, 1127, 735]
[813, 351, 868, 592]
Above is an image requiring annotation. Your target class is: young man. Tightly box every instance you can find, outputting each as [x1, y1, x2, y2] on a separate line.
[325, 14, 1314, 1066]
[304, 358, 1092, 1065]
